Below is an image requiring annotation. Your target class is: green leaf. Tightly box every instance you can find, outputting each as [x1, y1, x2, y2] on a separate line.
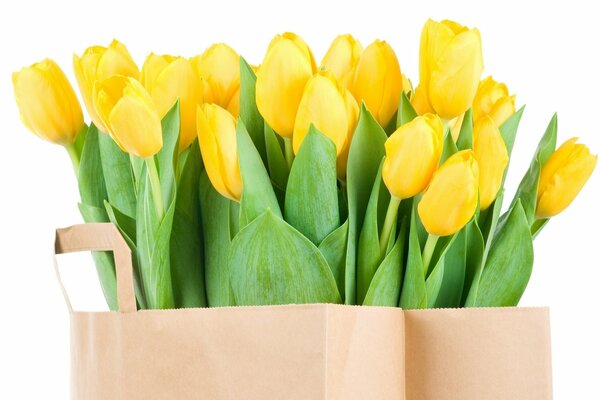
[439, 127, 458, 165]
[499, 106, 525, 156]
[456, 109, 473, 150]
[396, 92, 417, 128]
[78, 124, 108, 208]
[507, 114, 557, 224]
[239, 57, 267, 163]
[169, 142, 206, 308]
[98, 131, 137, 219]
[229, 210, 342, 305]
[356, 161, 389, 303]
[264, 123, 289, 191]
[238, 120, 282, 228]
[531, 218, 549, 239]
[73, 123, 88, 161]
[285, 126, 339, 245]
[344, 105, 388, 304]
[199, 171, 234, 307]
[136, 165, 176, 309]
[318, 220, 349, 296]
[78, 203, 117, 311]
[434, 227, 466, 308]
[399, 205, 427, 309]
[104, 201, 146, 309]
[425, 233, 458, 307]
[471, 200, 534, 306]
[461, 219, 485, 306]
[363, 219, 406, 307]
[156, 100, 181, 206]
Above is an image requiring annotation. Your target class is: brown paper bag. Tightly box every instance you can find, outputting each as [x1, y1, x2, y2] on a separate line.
[54, 223, 553, 399]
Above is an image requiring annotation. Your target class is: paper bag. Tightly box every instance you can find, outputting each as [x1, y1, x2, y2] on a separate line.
[54, 223, 553, 399]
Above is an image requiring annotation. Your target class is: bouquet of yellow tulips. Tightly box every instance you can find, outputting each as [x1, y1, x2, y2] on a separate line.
[13, 19, 596, 310]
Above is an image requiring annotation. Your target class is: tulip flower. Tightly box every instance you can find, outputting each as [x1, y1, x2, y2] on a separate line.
[293, 71, 359, 177]
[351, 40, 402, 128]
[13, 59, 84, 146]
[196, 104, 242, 202]
[73, 39, 139, 132]
[536, 138, 597, 219]
[256, 32, 317, 144]
[141, 53, 202, 150]
[93, 75, 163, 158]
[473, 116, 509, 210]
[193, 43, 241, 117]
[379, 114, 444, 253]
[321, 34, 363, 89]
[412, 19, 483, 120]
[473, 76, 516, 126]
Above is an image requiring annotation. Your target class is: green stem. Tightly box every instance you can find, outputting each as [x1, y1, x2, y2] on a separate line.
[379, 197, 402, 255]
[145, 157, 164, 220]
[284, 137, 295, 169]
[422, 234, 439, 275]
[65, 143, 80, 179]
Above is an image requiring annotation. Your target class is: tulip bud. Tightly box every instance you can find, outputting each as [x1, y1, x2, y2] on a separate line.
[321, 34, 363, 89]
[293, 71, 359, 166]
[193, 43, 241, 117]
[196, 104, 242, 201]
[473, 76, 515, 126]
[418, 150, 479, 236]
[382, 114, 444, 199]
[73, 39, 139, 132]
[412, 19, 483, 120]
[256, 33, 317, 138]
[351, 40, 402, 127]
[93, 75, 162, 158]
[473, 116, 509, 210]
[141, 53, 202, 150]
[13, 59, 84, 145]
[536, 138, 597, 218]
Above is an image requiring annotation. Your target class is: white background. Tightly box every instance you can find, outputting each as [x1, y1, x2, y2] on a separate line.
[1, 0, 599, 397]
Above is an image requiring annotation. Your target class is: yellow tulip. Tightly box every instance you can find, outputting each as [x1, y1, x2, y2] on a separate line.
[473, 76, 515, 126]
[93, 75, 162, 158]
[256, 32, 316, 138]
[196, 104, 242, 201]
[321, 34, 363, 89]
[12, 59, 84, 145]
[73, 39, 139, 132]
[473, 116, 509, 210]
[418, 150, 479, 236]
[536, 138, 597, 218]
[412, 19, 483, 120]
[382, 114, 444, 199]
[351, 40, 402, 127]
[293, 71, 358, 164]
[192, 43, 240, 117]
[141, 53, 202, 150]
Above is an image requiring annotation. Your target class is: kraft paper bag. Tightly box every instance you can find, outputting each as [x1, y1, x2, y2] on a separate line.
[54, 223, 553, 399]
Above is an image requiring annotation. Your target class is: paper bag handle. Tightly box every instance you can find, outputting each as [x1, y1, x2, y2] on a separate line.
[54, 223, 137, 313]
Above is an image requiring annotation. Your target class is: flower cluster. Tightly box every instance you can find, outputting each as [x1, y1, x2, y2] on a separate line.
[13, 19, 596, 309]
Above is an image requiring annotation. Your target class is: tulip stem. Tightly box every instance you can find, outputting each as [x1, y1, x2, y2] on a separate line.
[65, 143, 80, 179]
[145, 157, 164, 220]
[284, 138, 295, 169]
[422, 234, 439, 275]
[379, 197, 402, 256]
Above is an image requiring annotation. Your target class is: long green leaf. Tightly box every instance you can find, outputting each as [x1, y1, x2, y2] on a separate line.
[98, 132, 136, 219]
[156, 100, 181, 206]
[285, 126, 339, 245]
[462, 219, 485, 306]
[78, 124, 108, 208]
[471, 200, 534, 306]
[199, 172, 234, 307]
[264, 123, 289, 191]
[396, 92, 417, 128]
[238, 120, 282, 228]
[363, 219, 406, 306]
[344, 104, 387, 304]
[399, 205, 427, 309]
[239, 57, 266, 163]
[499, 106, 525, 156]
[425, 233, 458, 307]
[456, 109, 473, 150]
[434, 227, 466, 308]
[229, 210, 341, 305]
[318, 220, 348, 296]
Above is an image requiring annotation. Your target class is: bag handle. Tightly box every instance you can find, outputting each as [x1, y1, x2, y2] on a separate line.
[54, 223, 137, 313]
